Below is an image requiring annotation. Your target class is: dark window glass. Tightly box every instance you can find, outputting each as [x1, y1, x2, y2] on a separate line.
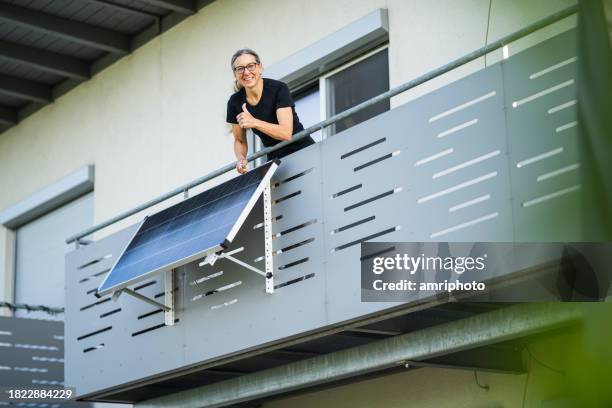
[327, 48, 389, 135]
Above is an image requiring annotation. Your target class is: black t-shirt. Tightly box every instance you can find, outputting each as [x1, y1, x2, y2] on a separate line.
[226, 78, 314, 159]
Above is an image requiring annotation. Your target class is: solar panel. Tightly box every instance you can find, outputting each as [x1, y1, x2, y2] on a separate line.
[97, 161, 279, 296]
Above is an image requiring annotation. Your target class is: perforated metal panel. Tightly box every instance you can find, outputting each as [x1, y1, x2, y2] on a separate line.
[0, 316, 92, 407]
[65, 29, 583, 398]
[504, 30, 580, 241]
[0, 316, 64, 387]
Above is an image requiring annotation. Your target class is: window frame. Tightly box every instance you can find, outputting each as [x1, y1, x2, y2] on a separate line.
[292, 43, 390, 141]
[13, 192, 94, 319]
[0, 165, 94, 317]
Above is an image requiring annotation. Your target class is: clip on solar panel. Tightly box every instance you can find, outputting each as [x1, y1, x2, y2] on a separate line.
[96, 161, 280, 324]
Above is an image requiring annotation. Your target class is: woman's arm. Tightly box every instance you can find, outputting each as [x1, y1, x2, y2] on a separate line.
[236, 103, 293, 141]
[232, 124, 249, 174]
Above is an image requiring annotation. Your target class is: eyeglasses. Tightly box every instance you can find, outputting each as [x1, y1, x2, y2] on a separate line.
[233, 62, 258, 75]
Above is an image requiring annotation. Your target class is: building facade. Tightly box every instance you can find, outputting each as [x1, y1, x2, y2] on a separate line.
[2, 0, 611, 407]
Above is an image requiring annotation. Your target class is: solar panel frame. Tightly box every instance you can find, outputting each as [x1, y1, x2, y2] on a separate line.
[96, 161, 279, 296]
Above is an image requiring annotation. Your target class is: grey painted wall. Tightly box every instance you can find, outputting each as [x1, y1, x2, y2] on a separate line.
[15, 193, 94, 319]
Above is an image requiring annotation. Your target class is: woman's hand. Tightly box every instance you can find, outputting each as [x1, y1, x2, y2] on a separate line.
[231, 124, 249, 174]
[236, 157, 248, 174]
[236, 103, 259, 129]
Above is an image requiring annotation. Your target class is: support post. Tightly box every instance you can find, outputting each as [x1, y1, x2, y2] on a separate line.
[263, 184, 274, 293]
[165, 269, 175, 326]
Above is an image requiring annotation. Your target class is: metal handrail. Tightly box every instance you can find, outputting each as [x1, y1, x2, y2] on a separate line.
[66, 4, 577, 244]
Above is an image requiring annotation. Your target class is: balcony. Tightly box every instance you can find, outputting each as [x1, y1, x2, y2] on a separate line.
[64, 23, 597, 404]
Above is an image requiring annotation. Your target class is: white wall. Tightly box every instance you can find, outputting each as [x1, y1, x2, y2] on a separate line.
[265, 367, 524, 408]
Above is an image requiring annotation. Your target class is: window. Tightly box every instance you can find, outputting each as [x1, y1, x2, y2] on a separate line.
[0, 166, 95, 320]
[250, 45, 389, 160]
[14, 193, 93, 319]
[325, 47, 390, 135]
[293, 45, 389, 140]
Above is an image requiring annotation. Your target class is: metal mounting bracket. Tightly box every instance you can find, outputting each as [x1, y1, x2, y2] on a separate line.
[199, 182, 275, 294]
[110, 269, 175, 325]
[262, 183, 274, 293]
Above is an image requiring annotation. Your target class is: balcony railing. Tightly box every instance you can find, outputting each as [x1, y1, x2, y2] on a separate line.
[64, 7, 589, 402]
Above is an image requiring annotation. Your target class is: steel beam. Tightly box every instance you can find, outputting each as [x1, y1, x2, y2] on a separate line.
[80, 0, 160, 19]
[136, 303, 583, 408]
[0, 40, 90, 80]
[0, 3, 130, 54]
[0, 105, 17, 126]
[0, 74, 52, 103]
[138, 0, 197, 14]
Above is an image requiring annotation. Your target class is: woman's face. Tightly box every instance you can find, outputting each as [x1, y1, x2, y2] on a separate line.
[233, 53, 262, 89]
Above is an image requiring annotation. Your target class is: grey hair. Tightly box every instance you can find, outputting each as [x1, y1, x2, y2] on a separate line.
[230, 48, 261, 70]
[231, 48, 261, 91]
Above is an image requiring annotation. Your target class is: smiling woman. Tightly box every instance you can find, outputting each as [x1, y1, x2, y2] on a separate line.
[226, 49, 315, 173]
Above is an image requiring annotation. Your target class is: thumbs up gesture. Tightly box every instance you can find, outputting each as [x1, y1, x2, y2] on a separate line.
[236, 103, 258, 129]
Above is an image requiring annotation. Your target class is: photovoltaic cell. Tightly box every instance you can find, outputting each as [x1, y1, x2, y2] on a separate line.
[97, 161, 278, 295]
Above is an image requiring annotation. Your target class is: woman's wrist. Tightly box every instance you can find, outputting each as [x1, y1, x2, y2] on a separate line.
[235, 156, 248, 173]
[252, 118, 263, 131]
